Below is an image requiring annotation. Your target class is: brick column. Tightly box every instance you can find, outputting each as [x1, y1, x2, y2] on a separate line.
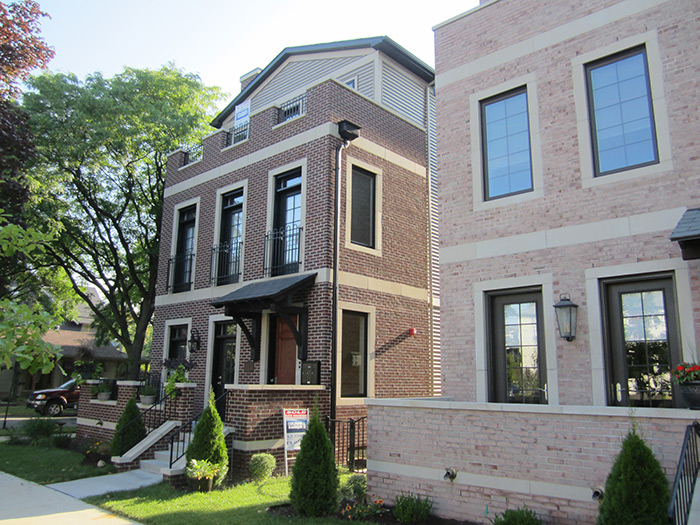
[166, 382, 197, 422]
[116, 380, 142, 409]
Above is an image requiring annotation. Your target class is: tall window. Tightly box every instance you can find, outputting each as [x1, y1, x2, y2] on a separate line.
[167, 325, 188, 361]
[586, 46, 658, 176]
[266, 169, 302, 276]
[214, 190, 243, 285]
[350, 166, 376, 248]
[341, 311, 367, 397]
[488, 290, 546, 404]
[602, 276, 679, 407]
[171, 205, 196, 292]
[481, 87, 533, 200]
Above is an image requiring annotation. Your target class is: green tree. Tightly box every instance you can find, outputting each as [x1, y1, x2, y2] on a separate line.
[186, 389, 228, 485]
[289, 405, 338, 517]
[22, 66, 222, 378]
[597, 429, 670, 525]
[110, 396, 146, 456]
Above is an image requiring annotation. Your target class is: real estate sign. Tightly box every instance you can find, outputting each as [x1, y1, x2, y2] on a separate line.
[282, 408, 309, 475]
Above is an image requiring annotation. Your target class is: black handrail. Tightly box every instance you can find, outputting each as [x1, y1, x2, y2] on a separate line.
[114, 384, 176, 457]
[669, 421, 700, 524]
[169, 392, 228, 469]
[325, 416, 367, 471]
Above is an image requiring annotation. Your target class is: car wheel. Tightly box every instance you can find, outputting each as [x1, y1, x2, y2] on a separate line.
[44, 400, 63, 417]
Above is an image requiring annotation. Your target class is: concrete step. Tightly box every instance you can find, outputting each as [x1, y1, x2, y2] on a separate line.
[140, 458, 167, 475]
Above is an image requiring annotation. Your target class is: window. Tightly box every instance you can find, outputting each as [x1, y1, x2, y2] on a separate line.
[341, 311, 367, 397]
[265, 169, 302, 276]
[350, 166, 376, 248]
[586, 46, 658, 176]
[213, 189, 243, 285]
[167, 325, 188, 361]
[481, 87, 533, 200]
[170, 205, 196, 293]
[277, 93, 306, 124]
[602, 276, 680, 407]
[488, 290, 546, 403]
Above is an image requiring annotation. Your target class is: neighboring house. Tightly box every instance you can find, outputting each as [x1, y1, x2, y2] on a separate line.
[367, 1, 700, 523]
[132, 37, 437, 471]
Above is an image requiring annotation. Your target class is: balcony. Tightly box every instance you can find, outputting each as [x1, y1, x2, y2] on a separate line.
[211, 241, 242, 286]
[182, 143, 203, 166]
[167, 251, 195, 293]
[225, 122, 249, 147]
[263, 225, 303, 277]
[277, 93, 306, 124]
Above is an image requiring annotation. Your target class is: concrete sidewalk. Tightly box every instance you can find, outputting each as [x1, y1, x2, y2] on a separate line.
[0, 471, 146, 524]
[47, 469, 161, 499]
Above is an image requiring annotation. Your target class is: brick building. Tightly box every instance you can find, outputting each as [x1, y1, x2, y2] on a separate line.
[367, 1, 700, 523]
[136, 37, 436, 471]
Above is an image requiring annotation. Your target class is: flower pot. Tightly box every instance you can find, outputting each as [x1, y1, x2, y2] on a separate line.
[140, 395, 156, 405]
[97, 392, 111, 401]
[197, 477, 214, 492]
[680, 382, 700, 409]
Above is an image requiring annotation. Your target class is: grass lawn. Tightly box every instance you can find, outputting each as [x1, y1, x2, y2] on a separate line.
[0, 442, 116, 484]
[87, 477, 348, 525]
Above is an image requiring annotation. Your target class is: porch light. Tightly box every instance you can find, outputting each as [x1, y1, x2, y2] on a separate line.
[553, 294, 578, 342]
[188, 328, 201, 353]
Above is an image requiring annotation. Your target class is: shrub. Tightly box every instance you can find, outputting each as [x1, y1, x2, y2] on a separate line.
[341, 498, 385, 521]
[249, 453, 276, 484]
[289, 404, 338, 517]
[139, 383, 158, 396]
[392, 492, 433, 523]
[186, 458, 221, 480]
[339, 473, 367, 503]
[9, 417, 56, 446]
[596, 429, 669, 525]
[186, 389, 228, 485]
[109, 396, 146, 456]
[492, 506, 542, 525]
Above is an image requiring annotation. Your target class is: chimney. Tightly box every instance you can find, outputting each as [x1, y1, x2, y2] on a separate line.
[240, 68, 262, 92]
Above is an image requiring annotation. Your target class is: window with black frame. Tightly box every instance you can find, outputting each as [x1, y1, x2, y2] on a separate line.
[168, 325, 188, 361]
[350, 166, 376, 248]
[214, 189, 243, 285]
[341, 311, 368, 397]
[171, 205, 196, 292]
[585, 46, 658, 177]
[266, 169, 302, 276]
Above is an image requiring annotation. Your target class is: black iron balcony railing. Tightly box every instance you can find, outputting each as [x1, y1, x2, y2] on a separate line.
[277, 93, 306, 124]
[182, 143, 203, 166]
[669, 421, 700, 525]
[166, 251, 195, 293]
[263, 225, 302, 277]
[225, 122, 249, 147]
[210, 241, 242, 286]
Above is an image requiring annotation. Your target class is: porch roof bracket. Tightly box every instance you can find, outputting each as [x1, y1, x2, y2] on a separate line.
[278, 308, 308, 361]
[227, 310, 261, 361]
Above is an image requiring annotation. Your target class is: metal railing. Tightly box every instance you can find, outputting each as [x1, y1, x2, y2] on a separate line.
[183, 143, 203, 165]
[166, 251, 195, 293]
[225, 122, 249, 146]
[210, 241, 242, 286]
[168, 392, 228, 469]
[669, 421, 700, 524]
[325, 416, 367, 471]
[263, 225, 302, 277]
[277, 93, 306, 124]
[113, 383, 176, 457]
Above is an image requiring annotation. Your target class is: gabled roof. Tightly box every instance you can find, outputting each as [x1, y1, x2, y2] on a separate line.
[211, 36, 434, 129]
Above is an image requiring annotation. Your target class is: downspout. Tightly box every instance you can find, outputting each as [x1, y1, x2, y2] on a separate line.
[331, 140, 347, 420]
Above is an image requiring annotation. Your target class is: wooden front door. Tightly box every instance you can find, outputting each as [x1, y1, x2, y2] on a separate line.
[274, 316, 297, 385]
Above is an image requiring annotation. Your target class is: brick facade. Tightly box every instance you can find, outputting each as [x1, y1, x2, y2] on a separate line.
[368, 1, 700, 523]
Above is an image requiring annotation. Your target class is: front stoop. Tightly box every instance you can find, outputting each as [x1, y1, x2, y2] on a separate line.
[141, 445, 188, 477]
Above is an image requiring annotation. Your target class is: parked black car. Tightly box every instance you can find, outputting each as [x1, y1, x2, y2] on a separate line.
[26, 378, 80, 416]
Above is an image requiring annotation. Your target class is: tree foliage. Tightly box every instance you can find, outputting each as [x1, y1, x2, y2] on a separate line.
[186, 389, 228, 485]
[110, 396, 146, 457]
[596, 429, 670, 525]
[22, 65, 222, 378]
[289, 405, 338, 517]
[0, 0, 54, 99]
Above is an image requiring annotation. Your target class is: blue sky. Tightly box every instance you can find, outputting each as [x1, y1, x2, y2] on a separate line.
[36, 0, 478, 108]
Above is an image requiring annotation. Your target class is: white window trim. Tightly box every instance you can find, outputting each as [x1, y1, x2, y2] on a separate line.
[473, 274, 558, 405]
[162, 318, 192, 383]
[572, 30, 673, 188]
[169, 196, 201, 261]
[336, 301, 376, 406]
[212, 180, 248, 286]
[265, 159, 307, 272]
[585, 258, 696, 406]
[204, 314, 240, 411]
[345, 157, 383, 256]
[470, 73, 544, 211]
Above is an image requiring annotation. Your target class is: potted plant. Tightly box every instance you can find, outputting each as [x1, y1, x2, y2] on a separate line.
[90, 384, 100, 399]
[186, 458, 221, 492]
[165, 364, 188, 396]
[96, 381, 112, 401]
[673, 362, 700, 408]
[139, 383, 158, 405]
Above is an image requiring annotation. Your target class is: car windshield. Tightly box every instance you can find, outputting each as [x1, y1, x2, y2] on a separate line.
[57, 379, 76, 390]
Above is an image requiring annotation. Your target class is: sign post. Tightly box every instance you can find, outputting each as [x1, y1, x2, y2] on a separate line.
[283, 408, 309, 476]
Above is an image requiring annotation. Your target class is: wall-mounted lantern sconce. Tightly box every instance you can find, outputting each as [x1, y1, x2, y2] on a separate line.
[409, 327, 417, 336]
[189, 328, 201, 353]
[554, 294, 578, 342]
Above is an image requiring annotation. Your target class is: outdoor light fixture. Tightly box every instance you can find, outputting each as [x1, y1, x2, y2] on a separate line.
[188, 328, 201, 353]
[553, 294, 578, 342]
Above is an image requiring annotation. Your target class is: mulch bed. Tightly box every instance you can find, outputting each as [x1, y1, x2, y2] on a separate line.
[267, 503, 478, 524]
